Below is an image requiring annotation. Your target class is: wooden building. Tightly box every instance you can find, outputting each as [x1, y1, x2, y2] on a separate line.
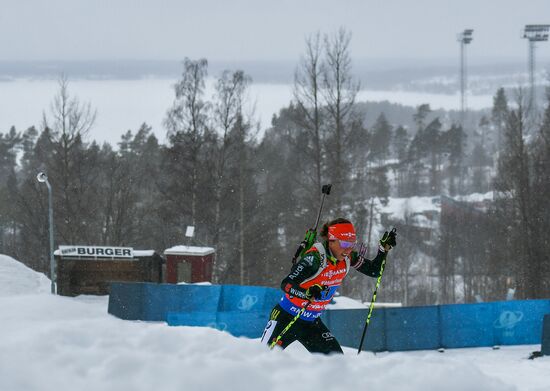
[55, 245, 162, 296]
[164, 245, 215, 284]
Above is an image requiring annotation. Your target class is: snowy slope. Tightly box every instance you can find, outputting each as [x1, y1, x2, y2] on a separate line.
[0, 254, 548, 391]
[0, 254, 51, 296]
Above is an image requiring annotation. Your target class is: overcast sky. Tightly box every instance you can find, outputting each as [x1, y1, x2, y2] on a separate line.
[1, 0, 549, 63]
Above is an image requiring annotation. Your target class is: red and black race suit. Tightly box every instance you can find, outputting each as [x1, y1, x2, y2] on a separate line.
[278, 242, 386, 321]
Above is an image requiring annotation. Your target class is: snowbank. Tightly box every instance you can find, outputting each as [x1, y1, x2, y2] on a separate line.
[0, 254, 548, 391]
[0, 254, 50, 296]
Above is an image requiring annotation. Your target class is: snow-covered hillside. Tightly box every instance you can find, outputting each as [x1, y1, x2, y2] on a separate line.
[0, 254, 548, 391]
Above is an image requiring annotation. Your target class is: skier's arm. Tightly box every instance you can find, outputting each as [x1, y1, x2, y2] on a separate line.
[350, 247, 387, 277]
[351, 230, 397, 277]
[280, 252, 321, 299]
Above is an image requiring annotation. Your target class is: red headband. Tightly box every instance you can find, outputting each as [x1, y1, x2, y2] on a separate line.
[328, 223, 356, 242]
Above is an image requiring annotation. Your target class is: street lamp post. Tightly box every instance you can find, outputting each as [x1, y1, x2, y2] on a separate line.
[37, 172, 56, 294]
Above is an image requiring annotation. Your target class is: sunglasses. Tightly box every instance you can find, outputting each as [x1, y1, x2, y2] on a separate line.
[337, 240, 356, 249]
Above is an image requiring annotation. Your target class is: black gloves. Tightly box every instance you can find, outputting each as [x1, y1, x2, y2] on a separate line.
[380, 228, 397, 251]
[306, 284, 328, 300]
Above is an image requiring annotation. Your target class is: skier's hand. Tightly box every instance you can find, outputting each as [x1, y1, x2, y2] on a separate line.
[306, 284, 328, 300]
[355, 242, 368, 259]
[379, 228, 397, 252]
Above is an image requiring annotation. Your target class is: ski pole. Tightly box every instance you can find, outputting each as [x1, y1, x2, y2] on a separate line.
[357, 228, 396, 354]
[313, 184, 332, 231]
[269, 302, 311, 349]
[292, 184, 332, 264]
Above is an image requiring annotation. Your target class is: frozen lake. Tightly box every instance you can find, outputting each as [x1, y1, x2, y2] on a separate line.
[0, 77, 494, 145]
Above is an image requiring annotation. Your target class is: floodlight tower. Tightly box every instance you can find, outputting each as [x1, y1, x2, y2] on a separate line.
[457, 29, 473, 126]
[522, 24, 550, 111]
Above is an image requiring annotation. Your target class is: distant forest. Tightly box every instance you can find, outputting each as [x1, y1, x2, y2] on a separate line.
[1, 29, 549, 305]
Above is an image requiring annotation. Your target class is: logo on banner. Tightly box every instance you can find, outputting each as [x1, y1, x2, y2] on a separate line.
[494, 310, 524, 337]
[238, 295, 259, 311]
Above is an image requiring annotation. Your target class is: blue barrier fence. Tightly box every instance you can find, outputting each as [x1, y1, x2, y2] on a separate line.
[542, 315, 550, 355]
[108, 282, 281, 338]
[108, 282, 550, 351]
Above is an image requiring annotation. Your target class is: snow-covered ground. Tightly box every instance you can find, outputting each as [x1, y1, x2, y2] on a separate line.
[1, 254, 548, 391]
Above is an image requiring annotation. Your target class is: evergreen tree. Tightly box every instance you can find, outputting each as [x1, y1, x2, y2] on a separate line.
[446, 124, 466, 195]
[407, 112, 442, 195]
[393, 125, 408, 160]
[0, 128, 21, 255]
[470, 143, 490, 193]
[254, 121, 303, 286]
[491, 87, 509, 155]
[369, 112, 392, 164]
[495, 89, 537, 298]
[413, 103, 432, 132]
[393, 125, 410, 197]
[529, 93, 550, 295]
[14, 127, 56, 273]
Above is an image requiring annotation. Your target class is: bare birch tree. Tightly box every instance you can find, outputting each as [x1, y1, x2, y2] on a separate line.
[41, 75, 97, 244]
[322, 28, 360, 213]
[293, 32, 325, 206]
[211, 70, 250, 282]
[164, 58, 209, 228]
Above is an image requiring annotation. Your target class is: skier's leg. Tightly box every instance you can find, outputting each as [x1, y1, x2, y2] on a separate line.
[300, 318, 343, 355]
[261, 305, 298, 349]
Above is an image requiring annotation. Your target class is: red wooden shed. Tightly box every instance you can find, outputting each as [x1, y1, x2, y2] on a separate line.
[164, 245, 215, 283]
